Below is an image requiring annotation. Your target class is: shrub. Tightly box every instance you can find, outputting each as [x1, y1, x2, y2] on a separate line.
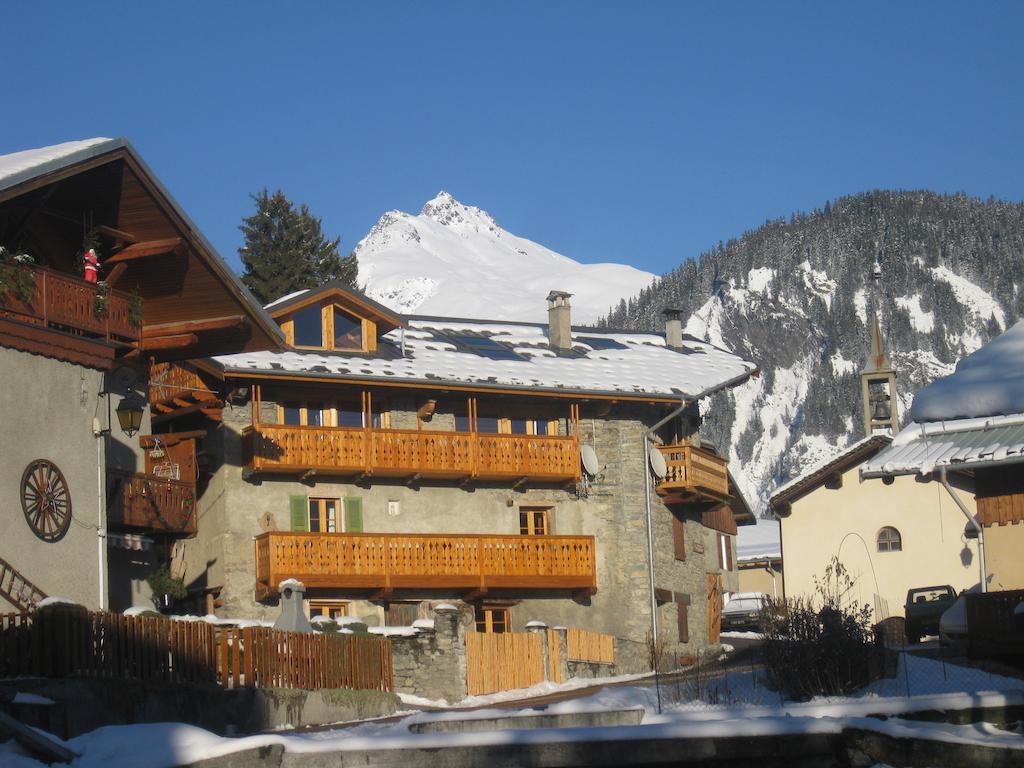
[761, 557, 882, 700]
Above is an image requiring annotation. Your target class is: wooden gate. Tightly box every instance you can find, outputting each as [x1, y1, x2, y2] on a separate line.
[707, 573, 722, 644]
[466, 631, 544, 695]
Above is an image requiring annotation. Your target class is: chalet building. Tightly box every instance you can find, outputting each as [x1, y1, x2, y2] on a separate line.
[770, 315, 979, 621]
[172, 287, 757, 665]
[0, 139, 281, 613]
[861, 319, 1024, 593]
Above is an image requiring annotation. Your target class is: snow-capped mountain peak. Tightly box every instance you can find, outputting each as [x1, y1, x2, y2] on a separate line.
[355, 193, 655, 323]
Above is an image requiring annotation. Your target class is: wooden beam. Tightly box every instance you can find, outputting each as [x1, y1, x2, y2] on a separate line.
[93, 224, 138, 244]
[142, 315, 248, 339]
[104, 237, 186, 264]
[139, 333, 198, 351]
[150, 400, 225, 425]
[104, 262, 128, 287]
[139, 430, 207, 448]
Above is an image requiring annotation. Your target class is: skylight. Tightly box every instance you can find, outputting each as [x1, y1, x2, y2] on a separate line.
[448, 333, 525, 361]
[576, 336, 628, 351]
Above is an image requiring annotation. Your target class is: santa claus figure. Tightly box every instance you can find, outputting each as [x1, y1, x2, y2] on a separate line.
[83, 248, 99, 284]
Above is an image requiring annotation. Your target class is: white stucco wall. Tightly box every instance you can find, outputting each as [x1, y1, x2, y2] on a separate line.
[780, 466, 979, 620]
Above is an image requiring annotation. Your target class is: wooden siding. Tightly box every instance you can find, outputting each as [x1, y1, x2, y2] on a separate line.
[0, 264, 139, 342]
[976, 468, 1024, 527]
[108, 471, 197, 536]
[244, 424, 581, 483]
[701, 505, 738, 536]
[655, 444, 730, 502]
[254, 531, 597, 596]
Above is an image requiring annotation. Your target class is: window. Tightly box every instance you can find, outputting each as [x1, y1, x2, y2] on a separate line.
[332, 306, 363, 350]
[289, 495, 363, 533]
[717, 533, 733, 571]
[280, 401, 388, 429]
[292, 305, 324, 347]
[280, 402, 326, 427]
[475, 605, 510, 633]
[309, 600, 349, 620]
[449, 333, 525, 361]
[877, 526, 902, 553]
[576, 336, 628, 351]
[308, 498, 339, 533]
[519, 507, 550, 535]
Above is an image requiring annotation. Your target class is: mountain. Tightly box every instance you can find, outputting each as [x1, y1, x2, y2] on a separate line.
[354, 191, 655, 323]
[601, 190, 1024, 514]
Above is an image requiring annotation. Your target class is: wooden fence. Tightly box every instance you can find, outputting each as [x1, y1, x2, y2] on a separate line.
[466, 631, 544, 696]
[565, 627, 615, 664]
[0, 608, 392, 692]
[965, 588, 1024, 658]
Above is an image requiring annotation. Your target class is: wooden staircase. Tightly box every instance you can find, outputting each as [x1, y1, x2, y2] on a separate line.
[0, 556, 47, 611]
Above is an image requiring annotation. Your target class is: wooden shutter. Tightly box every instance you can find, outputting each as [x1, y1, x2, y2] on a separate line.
[677, 604, 689, 643]
[672, 515, 686, 561]
[344, 497, 364, 532]
[289, 495, 308, 531]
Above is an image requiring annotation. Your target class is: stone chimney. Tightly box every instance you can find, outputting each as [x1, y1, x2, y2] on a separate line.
[661, 306, 685, 348]
[547, 290, 573, 351]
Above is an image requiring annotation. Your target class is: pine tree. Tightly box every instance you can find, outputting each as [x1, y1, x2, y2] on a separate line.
[239, 189, 358, 304]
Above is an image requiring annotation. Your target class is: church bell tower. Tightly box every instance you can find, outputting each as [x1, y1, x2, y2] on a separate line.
[861, 259, 899, 435]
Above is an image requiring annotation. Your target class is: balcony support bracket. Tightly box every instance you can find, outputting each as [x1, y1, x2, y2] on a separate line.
[299, 470, 318, 484]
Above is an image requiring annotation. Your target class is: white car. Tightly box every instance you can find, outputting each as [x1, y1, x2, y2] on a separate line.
[722, 592, 769, 632]
[939, 583, 982, 649]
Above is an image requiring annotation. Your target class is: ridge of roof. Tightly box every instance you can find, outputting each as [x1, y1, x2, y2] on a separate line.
[769, 434, 892, 512]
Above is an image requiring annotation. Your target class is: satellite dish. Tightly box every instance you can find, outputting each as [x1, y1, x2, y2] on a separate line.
[580, 445, 600, 477]
[649, 447, 668, 479]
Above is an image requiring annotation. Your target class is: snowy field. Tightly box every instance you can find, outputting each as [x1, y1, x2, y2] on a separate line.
[4, 652, 1024, 767]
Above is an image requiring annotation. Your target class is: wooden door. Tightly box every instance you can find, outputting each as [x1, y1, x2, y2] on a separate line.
[707, 573, 722, 645]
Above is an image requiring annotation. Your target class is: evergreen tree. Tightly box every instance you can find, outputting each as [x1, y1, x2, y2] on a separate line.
[239, 189, 358, 304]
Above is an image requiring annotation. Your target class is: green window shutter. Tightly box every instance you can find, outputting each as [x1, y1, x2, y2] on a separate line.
[289, 495, 309, 531]
[344, 497, 364, 533]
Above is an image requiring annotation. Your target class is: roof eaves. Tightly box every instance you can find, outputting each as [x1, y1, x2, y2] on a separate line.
[769, 434, 892, 511]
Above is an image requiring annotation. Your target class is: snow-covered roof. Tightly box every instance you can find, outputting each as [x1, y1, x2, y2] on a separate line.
[769, 434, 891, 511]
[860, 413, 1024, 478]
[214, 316, 757, 399]
[0, 138, 114, 193]
[910, 320, 1024, 422]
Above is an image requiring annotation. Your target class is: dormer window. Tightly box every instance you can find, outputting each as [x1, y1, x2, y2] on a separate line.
[268, 282, 405, 355]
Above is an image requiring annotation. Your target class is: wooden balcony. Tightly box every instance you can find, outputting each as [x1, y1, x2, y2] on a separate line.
[0, 264, 140, 342]
[244, 424, 581, 484]
[108, 472, 197, 536]
[654, 444, 730, 504]
[254, 531, 596, 599]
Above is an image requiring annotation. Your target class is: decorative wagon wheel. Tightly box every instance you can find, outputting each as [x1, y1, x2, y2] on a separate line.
[21, 459, 72, 542]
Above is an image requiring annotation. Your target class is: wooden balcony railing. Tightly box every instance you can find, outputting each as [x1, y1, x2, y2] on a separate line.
[254, 531, 597, 597]
[108, 471, 197, 536]
[654, 444, 730, 503]
[244, 424, 580, 483]
[0, 264, 140, 342]
[149, 361, 209, 405]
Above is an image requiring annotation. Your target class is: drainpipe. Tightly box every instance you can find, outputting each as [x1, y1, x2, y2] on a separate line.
[96, 427, 107, 610]
[939, 466, 986, 593]
[641, 367, 757, 662]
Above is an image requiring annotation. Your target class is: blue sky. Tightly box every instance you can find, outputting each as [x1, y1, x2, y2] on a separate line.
[3, 2, 1022, 277]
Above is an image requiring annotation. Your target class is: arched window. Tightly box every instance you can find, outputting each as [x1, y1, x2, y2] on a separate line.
[877, 526, 902, 553]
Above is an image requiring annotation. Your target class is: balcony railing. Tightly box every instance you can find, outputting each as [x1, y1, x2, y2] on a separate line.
[254, 531, 596, 598]
[244, 425, 580, 483]
[0, 264, 140, 342]
[108, 472, 197, 536]
[654, 444, 730, 502]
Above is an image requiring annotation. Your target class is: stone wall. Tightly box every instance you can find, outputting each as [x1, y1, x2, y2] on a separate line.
[389, 605, 470, 703]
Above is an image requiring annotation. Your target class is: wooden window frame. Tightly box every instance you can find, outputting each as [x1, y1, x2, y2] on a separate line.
[519, 506, 551, 536]
[308, 600, 349, 619]
[877, 526, 902, 553]
[717, 533, 734, 571]
[278, 400, 390, 429]
[281, 302, 376, 353]
[475, 605, 511, 633]
[308, 497, 341, 533]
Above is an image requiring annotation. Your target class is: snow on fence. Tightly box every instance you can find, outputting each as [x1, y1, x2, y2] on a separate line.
[0, 606, 393, 692]
[565, 627, 615, 665]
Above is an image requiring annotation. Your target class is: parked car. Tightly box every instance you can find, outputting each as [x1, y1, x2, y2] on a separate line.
[939, 583, 984, 650]
[722, 592, 769, 632]
[904, 585, 957, 643]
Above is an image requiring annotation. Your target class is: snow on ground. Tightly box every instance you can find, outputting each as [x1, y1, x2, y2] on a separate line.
[747, 267, 775, 294]
[354, 192, 655, 323]
[930, 265, 1006, 331]
[894, 294, 935, 334]
[5, 652, 1024, 768]
[798, 260, 837, 310]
